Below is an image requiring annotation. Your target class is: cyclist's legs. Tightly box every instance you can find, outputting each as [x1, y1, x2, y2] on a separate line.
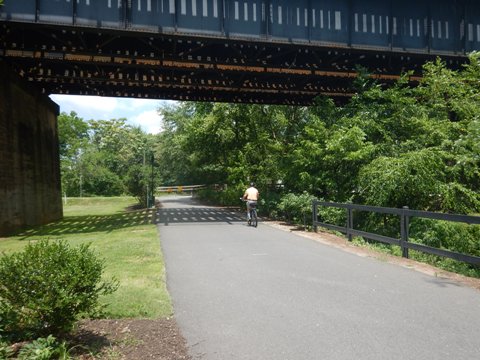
[247, 201, 257, 220]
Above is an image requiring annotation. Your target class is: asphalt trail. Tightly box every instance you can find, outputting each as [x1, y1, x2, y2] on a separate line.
[158, 195, 480, 360]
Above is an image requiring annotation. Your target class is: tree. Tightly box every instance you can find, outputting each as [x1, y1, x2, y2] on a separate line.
[57, 112, 161, 204]
[57, 111, 89, 196]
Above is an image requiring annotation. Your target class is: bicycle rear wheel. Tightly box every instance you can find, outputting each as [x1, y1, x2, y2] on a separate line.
[252, 210, 258, 227]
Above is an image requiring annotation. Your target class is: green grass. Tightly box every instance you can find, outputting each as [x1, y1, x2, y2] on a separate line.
[0, 197, 172, 319]
[63, 196, 138, 216]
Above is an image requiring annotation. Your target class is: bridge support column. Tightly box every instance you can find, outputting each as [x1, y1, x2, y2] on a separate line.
[0, 62, 63, 236]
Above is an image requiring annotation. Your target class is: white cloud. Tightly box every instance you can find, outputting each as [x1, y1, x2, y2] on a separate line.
[50, 95, 174, 134]
[130, 109, 163, 134]
[50, 95, 118, 120]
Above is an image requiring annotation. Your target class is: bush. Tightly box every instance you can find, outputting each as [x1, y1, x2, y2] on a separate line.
[277, 192, 316, 227]
[259, 191, 282, 218]
[317, 205, 347, 228]
[196, 187, 222, 204]
[195, 185, 245, 206]
[219, 185, 244, 206]
[83, 166, 125, 196]
[0, 240, 118, 341]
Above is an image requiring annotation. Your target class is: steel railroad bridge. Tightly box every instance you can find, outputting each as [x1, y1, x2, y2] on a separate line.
[1, 0, 480, 105]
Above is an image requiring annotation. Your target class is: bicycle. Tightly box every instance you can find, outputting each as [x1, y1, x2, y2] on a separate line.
[240, 198, 258, 227]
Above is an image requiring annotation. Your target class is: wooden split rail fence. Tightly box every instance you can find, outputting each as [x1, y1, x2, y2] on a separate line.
[312, 201, 480, 266]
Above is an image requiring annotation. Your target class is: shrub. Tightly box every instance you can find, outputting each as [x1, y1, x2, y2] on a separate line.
[277, 192, 316, 227]
[196, 187, 222, 204]
[0, 240, 118, 341]
[219, 185, 244, 206]
[317, 205, 347, 228]
[259, 191, 282, 218]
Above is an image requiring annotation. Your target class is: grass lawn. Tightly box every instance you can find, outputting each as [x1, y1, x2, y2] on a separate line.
[0, 197, 172, 319]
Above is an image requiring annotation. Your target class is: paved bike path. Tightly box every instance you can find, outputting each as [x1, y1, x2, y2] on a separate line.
[157, 196, 480, 360]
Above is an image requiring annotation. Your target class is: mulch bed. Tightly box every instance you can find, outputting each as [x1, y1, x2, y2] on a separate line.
[69, 318, 191, 359]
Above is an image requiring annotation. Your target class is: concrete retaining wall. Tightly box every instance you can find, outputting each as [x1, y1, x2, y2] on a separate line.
[0, 62, 62, 235]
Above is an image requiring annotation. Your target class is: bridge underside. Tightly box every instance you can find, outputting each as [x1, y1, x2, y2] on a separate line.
[0, 22, 467, 105]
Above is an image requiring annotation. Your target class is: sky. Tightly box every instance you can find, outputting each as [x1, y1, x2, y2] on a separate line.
[49, 95, 177, 134]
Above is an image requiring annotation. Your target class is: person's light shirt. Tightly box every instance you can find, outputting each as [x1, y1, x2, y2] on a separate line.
[244, 187, 259, 201]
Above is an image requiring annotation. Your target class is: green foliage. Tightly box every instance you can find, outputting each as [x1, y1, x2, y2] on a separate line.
[411, 219, 480, 257]
[125, 163, 152, 206]
[196, 188, 222, 204]
[219, 185, 246, 206]
[157, 58, 479, 213]
[81, 154, 125, 196]
[0, 240, 118, 341]
[317, 206, 347, 227]
[277, 192, 316, 226]
[439, 183, 480, 214]
[57, 112, 161, 206]
[357, 149, 445, 209]
[58, 111, 90, 160]
[17, 335, 69, 360]
[258, 190, 283, 218]
[196, 185, 244, 206]
[58, 112, 90, 196]
[409, 218, 480, 277]
[0, 339, 14, 359]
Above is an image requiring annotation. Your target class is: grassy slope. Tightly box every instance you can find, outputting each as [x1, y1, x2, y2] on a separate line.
[0, 197, 172, 318]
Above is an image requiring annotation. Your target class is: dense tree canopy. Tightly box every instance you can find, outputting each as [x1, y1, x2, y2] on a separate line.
[58, 114, 159, 205]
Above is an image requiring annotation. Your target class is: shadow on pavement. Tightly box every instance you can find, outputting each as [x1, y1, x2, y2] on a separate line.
[156, 207, 245, 225]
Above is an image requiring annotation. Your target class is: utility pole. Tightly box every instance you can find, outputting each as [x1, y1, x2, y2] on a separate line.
[79, 174, 83, 198]
[143, 147, 149, 207]
[150, 152, 155, 208]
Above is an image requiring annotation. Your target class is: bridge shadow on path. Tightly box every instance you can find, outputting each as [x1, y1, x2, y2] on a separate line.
[156, 195, 247, 225]
[9, 198, 246, 238]
[156, 207, 245, 225]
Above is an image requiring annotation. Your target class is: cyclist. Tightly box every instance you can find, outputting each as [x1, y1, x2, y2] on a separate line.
[242, 182, 259, 221]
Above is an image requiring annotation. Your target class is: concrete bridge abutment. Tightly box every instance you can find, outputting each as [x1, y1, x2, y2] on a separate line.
[0, 62, 62, 236]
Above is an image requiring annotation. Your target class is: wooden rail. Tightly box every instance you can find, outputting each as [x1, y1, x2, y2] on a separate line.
[312, 201, 480, 266]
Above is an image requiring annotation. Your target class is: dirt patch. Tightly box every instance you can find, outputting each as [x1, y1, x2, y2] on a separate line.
[70, 318, 191, 359]
[267, 221, 480, 292]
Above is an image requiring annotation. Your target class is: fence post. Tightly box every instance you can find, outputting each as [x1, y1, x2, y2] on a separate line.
[347, 206, 353, 242]
[312, 200, 318, 233]
[400, 206, 410, 258]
